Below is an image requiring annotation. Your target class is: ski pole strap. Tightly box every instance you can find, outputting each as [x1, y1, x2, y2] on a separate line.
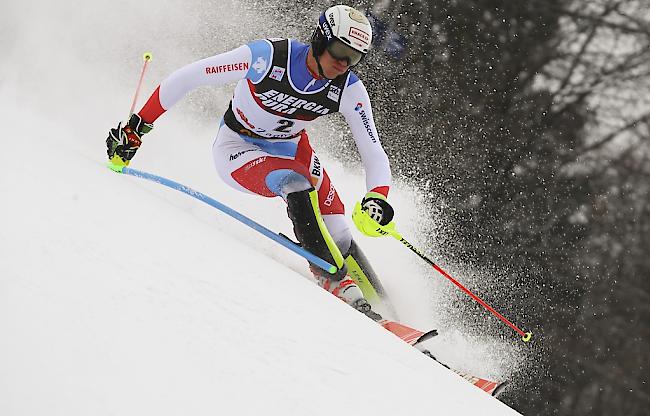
[108, 164, 338, 274]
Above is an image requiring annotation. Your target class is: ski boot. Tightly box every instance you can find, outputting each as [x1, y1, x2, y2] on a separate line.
[352, 298, 383, 322]
[317, 274, 383, 321]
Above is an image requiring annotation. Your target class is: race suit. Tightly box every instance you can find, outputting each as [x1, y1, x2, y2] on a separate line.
[137, 38, 391, 256]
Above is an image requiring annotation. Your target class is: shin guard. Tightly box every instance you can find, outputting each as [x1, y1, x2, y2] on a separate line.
[286, 188, 347, 279]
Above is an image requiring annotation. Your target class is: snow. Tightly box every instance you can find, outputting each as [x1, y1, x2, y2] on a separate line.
[1, 1, 521, 415]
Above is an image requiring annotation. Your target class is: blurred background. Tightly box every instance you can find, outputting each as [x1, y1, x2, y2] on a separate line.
[249, 0, 650, 414]
[3, 0, 648, 414]
[362, 0, 650, 413]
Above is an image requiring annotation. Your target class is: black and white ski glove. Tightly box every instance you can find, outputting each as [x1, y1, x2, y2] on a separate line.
[106, 113, 153, 166]
[352, 192, 396, 237]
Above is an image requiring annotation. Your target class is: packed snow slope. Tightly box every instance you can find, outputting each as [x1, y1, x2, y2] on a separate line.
[0, 112, 521, 416]
[1, 1, 522, 415]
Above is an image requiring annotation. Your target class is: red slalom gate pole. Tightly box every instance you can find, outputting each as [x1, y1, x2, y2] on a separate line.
[128, 52, 153, 117]
[391, 231, 532, 342]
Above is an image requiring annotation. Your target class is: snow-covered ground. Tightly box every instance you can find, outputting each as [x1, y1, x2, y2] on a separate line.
[1, 1, 522, 414]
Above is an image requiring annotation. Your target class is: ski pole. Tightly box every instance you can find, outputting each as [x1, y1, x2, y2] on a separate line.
[128, 52, 153, 117]
[109, 52, 155, 168]
[106, 164, 338, 275]
[387, 229, 532, 342]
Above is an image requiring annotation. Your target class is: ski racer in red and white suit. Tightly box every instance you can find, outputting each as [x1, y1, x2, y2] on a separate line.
[106, 6, 396, 319]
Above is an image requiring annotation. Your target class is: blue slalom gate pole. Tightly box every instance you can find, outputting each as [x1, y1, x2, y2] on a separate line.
[108, 164, 337, 274]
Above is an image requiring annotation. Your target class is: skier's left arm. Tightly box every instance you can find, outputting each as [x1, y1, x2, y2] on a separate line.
[340, 77, 396, 237]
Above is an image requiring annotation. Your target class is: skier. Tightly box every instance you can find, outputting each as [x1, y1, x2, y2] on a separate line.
[106, 5, 395, 320]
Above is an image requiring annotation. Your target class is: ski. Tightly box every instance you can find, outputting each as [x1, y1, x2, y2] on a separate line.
[278, 233, 508, 397]
[379, 319, 508, 397]
[380, 319, 438, 346]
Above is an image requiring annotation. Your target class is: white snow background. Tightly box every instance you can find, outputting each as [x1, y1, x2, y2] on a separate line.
[0, 1, 524, 414]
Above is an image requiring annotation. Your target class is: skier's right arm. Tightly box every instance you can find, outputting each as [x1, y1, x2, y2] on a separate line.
[107, 41, 268, 165]
[137, 44, 254, 123]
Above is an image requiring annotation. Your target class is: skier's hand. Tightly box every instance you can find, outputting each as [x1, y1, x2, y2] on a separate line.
[352, 192, 396, 237]
[106, 113, 153, 166]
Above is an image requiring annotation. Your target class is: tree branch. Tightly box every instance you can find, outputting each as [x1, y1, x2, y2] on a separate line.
[580, 112, 650, 153]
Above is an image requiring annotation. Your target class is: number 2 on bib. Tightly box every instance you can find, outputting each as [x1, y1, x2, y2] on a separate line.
[274, 119, 295, 133]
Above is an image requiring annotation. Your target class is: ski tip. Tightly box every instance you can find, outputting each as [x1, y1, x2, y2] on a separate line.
[522, 332, 533, 342]
[492, 380, 509, 397]
[414, 329, 439, 346]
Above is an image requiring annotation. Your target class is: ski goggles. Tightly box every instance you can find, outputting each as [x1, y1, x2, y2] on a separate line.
[326, 39, 365, 66]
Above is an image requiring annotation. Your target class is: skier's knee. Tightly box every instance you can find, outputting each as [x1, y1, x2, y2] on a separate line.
[265, 169, 312, 199]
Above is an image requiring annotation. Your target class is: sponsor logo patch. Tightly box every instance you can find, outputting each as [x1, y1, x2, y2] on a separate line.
[327, 85, 341, 102]
[205, 62, 249, 74]
[253, 57, 267, 74]
[310, 154, 322, 186]
[324, 182, 336, 207]
[245, 156, 267, 171]
[236, 107, 256, 129]
[254, 89, 331, 116]
[347, 8, 368, 24]
[321, 20, 333, 40]
[354, 102, 377, 143]
[349, 27, 370, 47]
[269, 66, 286, 82]
[229, 148, 257, 161]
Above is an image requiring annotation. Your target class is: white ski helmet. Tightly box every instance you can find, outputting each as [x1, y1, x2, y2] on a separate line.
[311, 5, 373, 68]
